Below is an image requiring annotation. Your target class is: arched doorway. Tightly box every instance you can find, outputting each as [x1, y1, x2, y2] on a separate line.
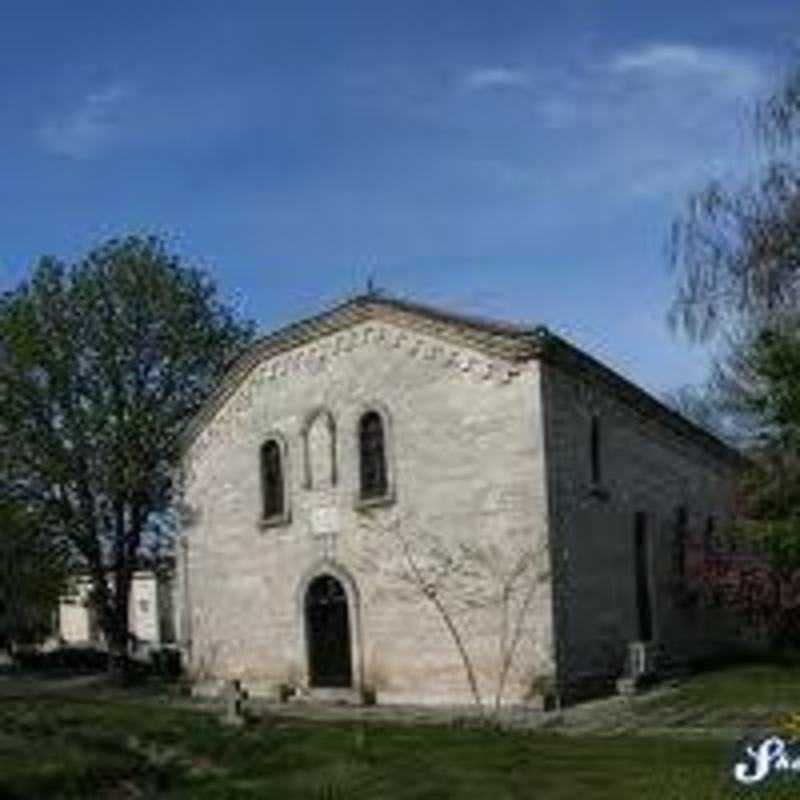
[305, 574, 352, 687]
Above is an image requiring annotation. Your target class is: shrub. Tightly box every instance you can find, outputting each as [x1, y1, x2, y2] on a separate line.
[150, 648, 182, 680]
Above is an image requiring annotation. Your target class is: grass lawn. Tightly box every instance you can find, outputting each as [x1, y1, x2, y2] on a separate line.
[1, 664, 800, 799]
[632, 662, 800, 733]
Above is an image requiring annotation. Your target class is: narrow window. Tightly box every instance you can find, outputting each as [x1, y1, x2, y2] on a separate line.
[261, 439, 284, 518]
[590, 414, 601, 485]
[634, 511, 653, 642]
[359, 411, 387, 498]
[673, 506, 688, 579]
[703, 516, 715, 558]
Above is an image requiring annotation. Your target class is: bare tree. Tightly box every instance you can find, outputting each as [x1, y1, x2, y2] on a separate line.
[668, 65, 800, 343]
[356, 508, 551, 718]
[667, 62, 800, 463]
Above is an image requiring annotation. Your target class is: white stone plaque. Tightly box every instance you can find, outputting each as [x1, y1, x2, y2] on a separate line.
[311, 506, 339, 535]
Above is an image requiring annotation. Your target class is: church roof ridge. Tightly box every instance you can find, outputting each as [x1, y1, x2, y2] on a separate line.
[348, 291, 546, 340]
[241, 290, 547, 352]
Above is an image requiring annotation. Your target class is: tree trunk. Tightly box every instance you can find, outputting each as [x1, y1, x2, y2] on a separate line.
[395, 529, 485, 714]
[108, 642, 131, 686]
[427, 590, 485, 714]
[106, 569, 134, 683]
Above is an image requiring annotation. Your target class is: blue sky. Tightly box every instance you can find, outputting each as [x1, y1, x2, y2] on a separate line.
[2, 1, 798, 396]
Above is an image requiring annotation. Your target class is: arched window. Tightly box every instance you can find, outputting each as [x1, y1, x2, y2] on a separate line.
[359, 411, 387, 499]
[260, 439, 284, 518]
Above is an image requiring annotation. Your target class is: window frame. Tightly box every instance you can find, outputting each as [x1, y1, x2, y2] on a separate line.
[354, 403, 395, 509]
[258, 433, 292, 529]
[587, 412, 610, 500]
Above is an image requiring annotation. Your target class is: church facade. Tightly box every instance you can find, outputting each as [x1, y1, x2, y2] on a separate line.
[174, 294, 741, 707]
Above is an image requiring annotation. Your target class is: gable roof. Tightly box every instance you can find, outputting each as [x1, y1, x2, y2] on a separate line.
[180, 292, 742, 466]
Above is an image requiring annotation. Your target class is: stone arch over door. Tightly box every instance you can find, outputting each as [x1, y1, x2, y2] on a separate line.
[296, 559, 362, 691]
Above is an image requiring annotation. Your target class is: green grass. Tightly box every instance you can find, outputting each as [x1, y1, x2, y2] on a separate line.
[635, 663, 800, 732]
[1, 664, 800, 799]
[668, 662, 800, 708]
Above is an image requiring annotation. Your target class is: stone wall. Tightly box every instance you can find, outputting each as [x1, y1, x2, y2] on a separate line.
[541, 360, 739, 701]
[181, 320, 556, 706]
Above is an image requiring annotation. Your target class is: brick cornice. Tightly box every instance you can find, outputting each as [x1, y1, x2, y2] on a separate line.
[178, 292, 743, 471]
[180, 295, 536, 457]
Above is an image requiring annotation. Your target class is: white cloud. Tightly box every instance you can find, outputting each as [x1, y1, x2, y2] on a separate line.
[463, 67, 529, 92]
[37, 83, 131, 159]
[504, 42, 772, 201]
[85, 85, 128, 106]
[608, 43, 765, 95]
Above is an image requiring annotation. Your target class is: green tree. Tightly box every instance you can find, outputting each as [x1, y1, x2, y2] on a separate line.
[0, 501, 69, 656]
[668, 64, 800, 644]
[0, 235, 254, 675]
[715, 323, 800, 645]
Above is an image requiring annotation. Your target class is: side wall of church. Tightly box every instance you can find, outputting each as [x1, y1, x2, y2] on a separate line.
[541, 360, 739, 702]
[180, 321, 556, 706]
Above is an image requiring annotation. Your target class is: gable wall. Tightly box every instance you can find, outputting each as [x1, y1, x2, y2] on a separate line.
[180, 321, 555, 705]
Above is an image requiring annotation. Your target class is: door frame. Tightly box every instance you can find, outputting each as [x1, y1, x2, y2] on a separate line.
[296, 559, 363, 694]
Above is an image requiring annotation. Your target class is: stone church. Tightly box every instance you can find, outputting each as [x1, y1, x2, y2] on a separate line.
[174, 293, 741, 707]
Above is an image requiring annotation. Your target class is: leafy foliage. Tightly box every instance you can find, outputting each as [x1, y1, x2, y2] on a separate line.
[0, 501, 69, 652]
[666, 65, 800, 645]
[693, 324, 800, 647]
[0, 234, 254, 666]
[746, 324, 800, 448]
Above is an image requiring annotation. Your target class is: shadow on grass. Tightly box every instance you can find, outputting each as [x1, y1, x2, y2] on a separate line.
[688, 646, 800, 674]
[0, 691, 798, 799]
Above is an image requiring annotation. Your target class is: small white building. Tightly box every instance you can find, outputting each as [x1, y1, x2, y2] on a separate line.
[58, 569, 175, 654]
